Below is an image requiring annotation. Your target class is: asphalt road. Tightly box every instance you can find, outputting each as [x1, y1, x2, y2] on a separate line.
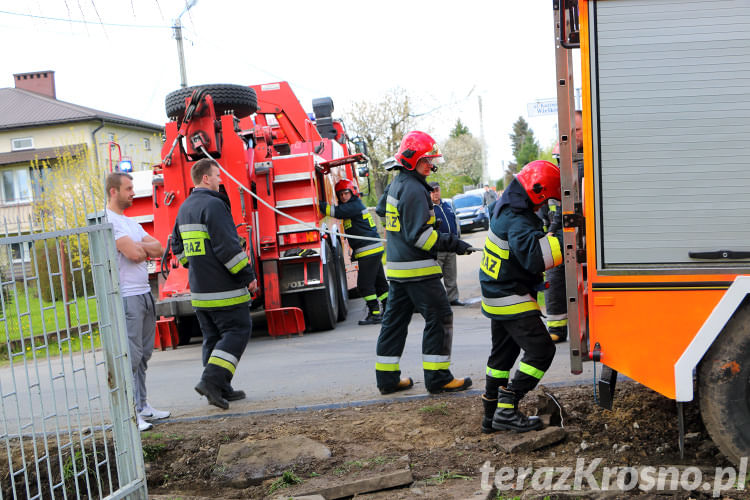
[146, 228, 596, 418]
[0, 229, 596, 425]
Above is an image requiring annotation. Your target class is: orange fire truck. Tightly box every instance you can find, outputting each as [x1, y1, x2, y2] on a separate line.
[131, 82, 369, 343]
[554, 0, 750, 464]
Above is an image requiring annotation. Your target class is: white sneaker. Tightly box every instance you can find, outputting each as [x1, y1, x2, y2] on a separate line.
[139, 402, 171, 420]
[137, 415, 153, 432]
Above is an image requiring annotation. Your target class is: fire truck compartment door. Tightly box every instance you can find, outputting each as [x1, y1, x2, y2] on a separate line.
[589, 0, 750, 267]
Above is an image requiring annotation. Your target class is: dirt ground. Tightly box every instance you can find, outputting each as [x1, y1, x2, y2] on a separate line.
[138, 381, 750, 499]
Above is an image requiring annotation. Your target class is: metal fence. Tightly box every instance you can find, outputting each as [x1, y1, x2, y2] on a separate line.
[0, 207, 146, 499]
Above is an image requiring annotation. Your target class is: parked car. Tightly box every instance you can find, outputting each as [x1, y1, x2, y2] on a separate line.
[452, 190, 489, 232]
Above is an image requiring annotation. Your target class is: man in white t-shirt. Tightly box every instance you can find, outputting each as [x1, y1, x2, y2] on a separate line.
[106, 172, 169, 431]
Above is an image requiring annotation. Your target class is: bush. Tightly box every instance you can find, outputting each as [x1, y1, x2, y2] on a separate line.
[35, 237, 94, 303]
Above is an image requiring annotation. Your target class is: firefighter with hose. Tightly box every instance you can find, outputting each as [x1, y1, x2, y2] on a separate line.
[319, 179, 388, 325]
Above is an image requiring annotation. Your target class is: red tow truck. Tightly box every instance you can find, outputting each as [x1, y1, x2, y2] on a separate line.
[128, 82, 369, 342]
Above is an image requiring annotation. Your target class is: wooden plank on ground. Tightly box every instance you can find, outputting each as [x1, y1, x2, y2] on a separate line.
[312, 469, 413, 499]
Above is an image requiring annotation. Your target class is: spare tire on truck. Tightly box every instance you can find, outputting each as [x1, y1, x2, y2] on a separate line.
[165, 84, 258, 120]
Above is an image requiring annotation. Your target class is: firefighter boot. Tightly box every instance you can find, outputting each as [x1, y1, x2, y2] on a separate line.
[359, 300, 383, 325]
[492, 387, 543, 433]
[379, 377, 414, 395]
[222, 387, 246, 402]
[195, 379, 229, 410]
[429, 377, 473, 394]
[481, 395, 498, 434]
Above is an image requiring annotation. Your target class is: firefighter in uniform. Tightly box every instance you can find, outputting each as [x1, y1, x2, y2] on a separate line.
[539, 200, 567, 342]
[376, 131, 474, 395]
[543, 110, 584, 343]
[320, 179, 388, 325]
[479, 160, 563, 433]
[171, 158, 258, 410]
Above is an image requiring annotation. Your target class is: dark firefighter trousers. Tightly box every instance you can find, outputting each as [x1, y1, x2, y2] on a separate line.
[195, 306, 252, 392]
[356, 253, 388, 305]
[484, 315, 556, 400]
[376, 277, 454, 392]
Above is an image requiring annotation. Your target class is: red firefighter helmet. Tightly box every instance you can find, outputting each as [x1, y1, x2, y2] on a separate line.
[335, 178, 359, 197]
[395, 131, 444, 170]
[515, 160, 561, 205]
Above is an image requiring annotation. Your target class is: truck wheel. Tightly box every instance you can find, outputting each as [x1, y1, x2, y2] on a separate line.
[302, 241, 339, 331]
[334, 241, 349, 322]
[165, 84, 258, 120]
[698, 301, 750, 466]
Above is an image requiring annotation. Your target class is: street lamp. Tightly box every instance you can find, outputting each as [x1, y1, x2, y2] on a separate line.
[173, 0, 198, 88]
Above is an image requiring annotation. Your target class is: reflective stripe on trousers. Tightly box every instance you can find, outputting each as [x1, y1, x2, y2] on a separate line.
[481, 294, 540, 317]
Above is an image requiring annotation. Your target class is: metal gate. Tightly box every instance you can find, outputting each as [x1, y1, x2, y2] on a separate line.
[0, 210, 146, 499]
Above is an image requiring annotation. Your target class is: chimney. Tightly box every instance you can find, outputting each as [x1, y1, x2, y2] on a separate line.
[13, 71, 56, 99]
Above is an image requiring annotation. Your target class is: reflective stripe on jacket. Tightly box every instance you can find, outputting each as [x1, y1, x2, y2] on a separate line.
[170, 188, 256, 310]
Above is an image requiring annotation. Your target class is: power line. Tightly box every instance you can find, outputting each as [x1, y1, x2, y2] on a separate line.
[0, 8, 170, 28]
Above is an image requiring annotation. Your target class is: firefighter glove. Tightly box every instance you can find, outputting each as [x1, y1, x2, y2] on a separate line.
[455, 239, 473, 255]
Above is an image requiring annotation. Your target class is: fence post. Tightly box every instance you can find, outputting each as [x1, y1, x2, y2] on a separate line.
[87, 211, 148, 499]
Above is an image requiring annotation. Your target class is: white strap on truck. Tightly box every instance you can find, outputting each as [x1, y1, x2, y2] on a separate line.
[199, 146, 386, 243]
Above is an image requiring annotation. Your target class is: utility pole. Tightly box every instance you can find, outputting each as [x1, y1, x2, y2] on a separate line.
[173, 19, 188, 88]
[478, 95, 488, 186]
[172, 0, 198, 88]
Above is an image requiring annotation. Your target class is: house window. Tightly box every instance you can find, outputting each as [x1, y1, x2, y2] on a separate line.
[11, 137, 33, 151]
[143, 138, 151, 151]
[10, 242, 30, 263]
[1, 168, 31, 204]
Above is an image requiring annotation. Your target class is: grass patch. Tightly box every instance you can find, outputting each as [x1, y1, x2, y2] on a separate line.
[267, 469, 303, 495]
[142, 443, 166, 462]
[370, 456, 390, 465]
[1, 291, 98, 342]
[419, 402, 449, 415]
[426, 470, 472, 484]
[0, 329, 102, 365]
[333, 460, 364, 476]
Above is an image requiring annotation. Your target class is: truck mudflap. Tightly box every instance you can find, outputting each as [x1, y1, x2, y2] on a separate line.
[265, 307, 305, 337]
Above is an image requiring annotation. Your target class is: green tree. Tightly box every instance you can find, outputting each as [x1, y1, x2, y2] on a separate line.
[538, 142, 557, 164]
[509, 116, 532, 159]
[344, 88, 414, 205]
[450, 118, 470, 138]
[31, 145, 104, 301]
[516, 134, 540, 168]
[440, 133, 482, 185]
[505, 116, 543, 187]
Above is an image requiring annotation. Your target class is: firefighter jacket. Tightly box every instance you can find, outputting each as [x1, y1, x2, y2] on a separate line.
[375, 182, 391, 219]
[479, 179, 563, 321]
[383, 169, 466, 282]
[320, 196, 383, 260]
[171, 188, 256, 310]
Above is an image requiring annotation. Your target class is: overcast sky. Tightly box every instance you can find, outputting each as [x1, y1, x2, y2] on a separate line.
[0, 1, 580, 180]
